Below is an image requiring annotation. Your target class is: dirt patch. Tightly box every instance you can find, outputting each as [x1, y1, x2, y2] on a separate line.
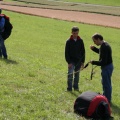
[0, 4, 120, 28]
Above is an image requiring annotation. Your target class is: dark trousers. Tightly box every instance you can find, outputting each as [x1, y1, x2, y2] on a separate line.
[0, 35, 7, 59]
[101, 63, 113, 103]
[67, 62, 81, 91]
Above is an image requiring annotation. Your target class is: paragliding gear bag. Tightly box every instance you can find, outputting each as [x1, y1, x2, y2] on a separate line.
[0, 14, 13, 40]
[74, 91, 111, 119]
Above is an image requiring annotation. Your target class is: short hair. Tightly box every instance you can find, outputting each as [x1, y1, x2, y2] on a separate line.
[92, 33, 103, 41]
[72, 26, 79, 32]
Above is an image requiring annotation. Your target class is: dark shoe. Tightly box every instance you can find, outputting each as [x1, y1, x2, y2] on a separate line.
[74, 89, 79, 91]
[4, 56, 7, 59]
[67, 88, 72, 92]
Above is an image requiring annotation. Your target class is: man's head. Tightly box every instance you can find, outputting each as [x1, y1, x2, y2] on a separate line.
[92, 33, 103, 46]
[71, 26, 79, 38]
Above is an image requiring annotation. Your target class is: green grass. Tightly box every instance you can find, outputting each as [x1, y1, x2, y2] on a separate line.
[0, 11, 120, 119]
[62, 0, 120, 6]
[4, 0, 120, 6]
[3, 0, 120, 16]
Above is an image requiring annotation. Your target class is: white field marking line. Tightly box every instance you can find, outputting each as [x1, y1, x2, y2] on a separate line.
[48, 0, 120, 8]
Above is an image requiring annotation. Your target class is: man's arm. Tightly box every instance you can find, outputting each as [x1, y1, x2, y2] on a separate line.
[81, 40, 85, 64]
[65, 41, 71, 64]
[90, 45, 99, 54]
[0, 17, 5, 31]
[91, 46, 108, 66]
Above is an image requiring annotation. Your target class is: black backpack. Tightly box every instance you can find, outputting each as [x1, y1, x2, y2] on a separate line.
[0, 14, 13, 40]
[74, 91, 112, 120]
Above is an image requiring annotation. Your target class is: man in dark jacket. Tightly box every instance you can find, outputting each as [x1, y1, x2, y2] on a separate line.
[65, 26, 85, 91]
[0, 9, 8, 59]
[90, 33, 113, 103]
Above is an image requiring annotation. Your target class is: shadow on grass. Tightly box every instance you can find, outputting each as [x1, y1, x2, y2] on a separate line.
[69, 91, 82, 97]
[3, 59, 18, 64]
[111, 103, 120, 118]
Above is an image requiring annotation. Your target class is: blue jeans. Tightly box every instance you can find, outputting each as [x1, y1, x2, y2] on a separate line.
[101, 63, 113, 103]
[67, 62, 81, 91]
[0, 35, 7, 59]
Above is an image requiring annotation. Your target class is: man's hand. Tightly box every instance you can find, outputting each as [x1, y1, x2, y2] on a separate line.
[68, 64, 73, 68]
[90, 60, 93, 64]
[81, 63, 84, 69]
[90, 45, 95, 50]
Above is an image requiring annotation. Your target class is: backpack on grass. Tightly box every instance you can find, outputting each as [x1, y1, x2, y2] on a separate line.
[74, 91, 112, 120]
[0, 14, 13, 40]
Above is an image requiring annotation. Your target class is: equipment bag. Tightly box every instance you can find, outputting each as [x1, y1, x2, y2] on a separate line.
[74, 91, 112, 119]
[0, 14, 13, 40]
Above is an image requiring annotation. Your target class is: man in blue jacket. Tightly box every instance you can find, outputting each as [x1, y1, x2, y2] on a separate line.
[0, 9, 8, 59]
[65, 26, 85, 91]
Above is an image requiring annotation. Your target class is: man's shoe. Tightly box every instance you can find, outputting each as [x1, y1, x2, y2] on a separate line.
[4, 57, 7, 59]
[74, 89, 79, 91]
[67, 88, 72, 92]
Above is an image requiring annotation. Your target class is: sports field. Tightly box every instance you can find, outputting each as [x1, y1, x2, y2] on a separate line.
[63, 0, 120, 6]
[5, 0, 120, 6]
[0, 11, 120, 119]
[3, 0, 120, 16]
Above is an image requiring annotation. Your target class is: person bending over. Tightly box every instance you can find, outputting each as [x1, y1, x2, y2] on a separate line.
[90, 33, 113, 103]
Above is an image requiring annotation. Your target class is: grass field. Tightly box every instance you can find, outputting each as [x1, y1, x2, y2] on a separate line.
[63, 0, 120, 6]
[3, 0, 120, 16]
[0, 11, 120, 119]
[5, 0, 120, 6]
